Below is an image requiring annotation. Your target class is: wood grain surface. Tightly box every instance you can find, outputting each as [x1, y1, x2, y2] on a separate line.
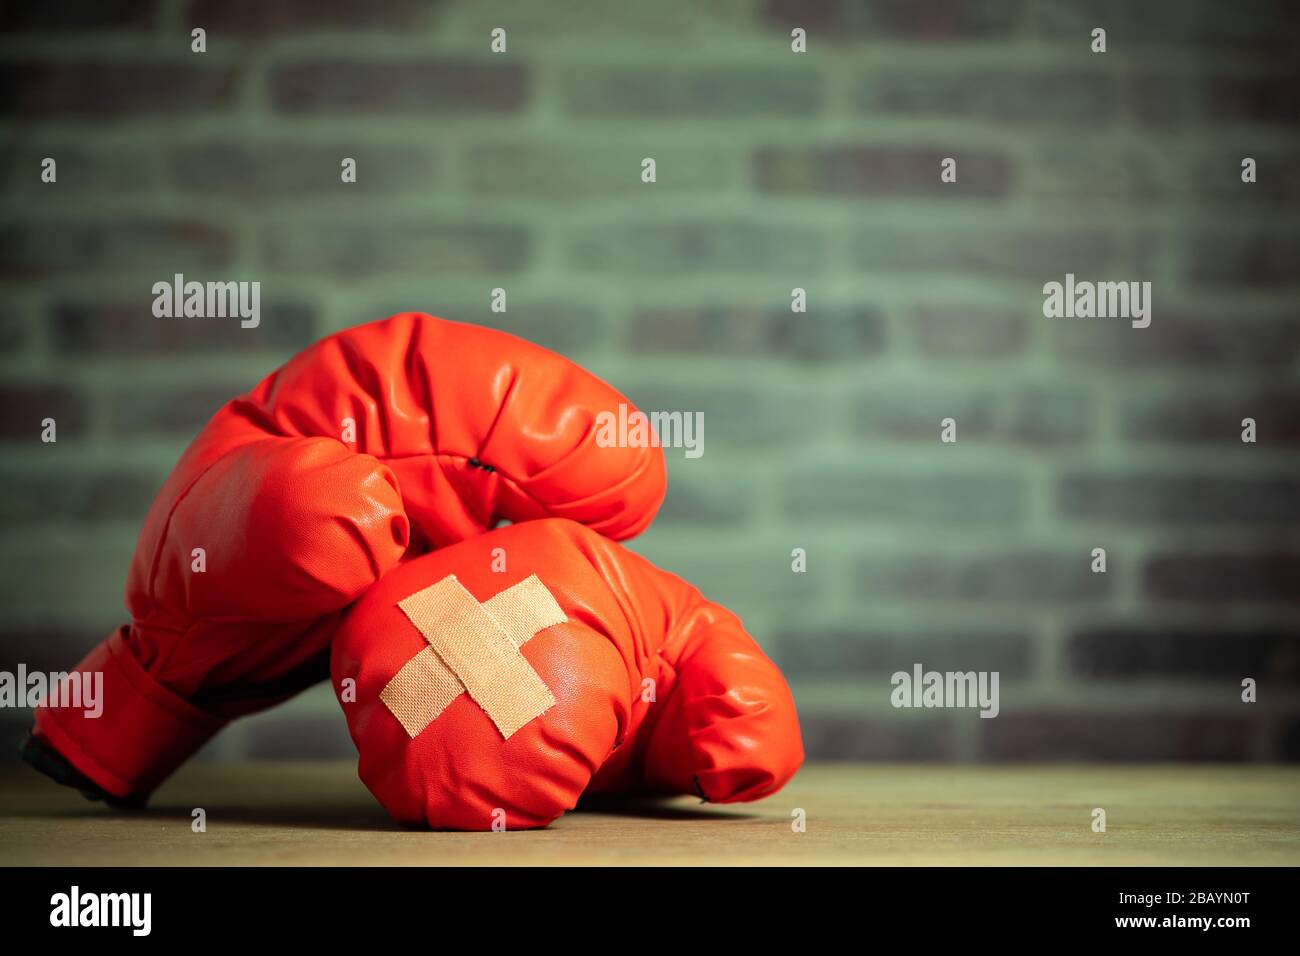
[2, 762, 1296, 866]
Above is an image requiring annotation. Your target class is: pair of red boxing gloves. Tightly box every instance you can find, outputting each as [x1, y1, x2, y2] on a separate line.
[25, 313, 803, 829]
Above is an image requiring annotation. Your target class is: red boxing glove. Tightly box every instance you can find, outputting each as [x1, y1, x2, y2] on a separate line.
[26, 314, 666, 804]
[332, 518, 803, 830]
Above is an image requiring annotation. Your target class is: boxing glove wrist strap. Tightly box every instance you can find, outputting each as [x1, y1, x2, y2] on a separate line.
[31, 628, 225, 802]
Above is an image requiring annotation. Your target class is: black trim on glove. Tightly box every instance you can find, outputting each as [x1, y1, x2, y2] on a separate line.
[19, 733, 147, 809]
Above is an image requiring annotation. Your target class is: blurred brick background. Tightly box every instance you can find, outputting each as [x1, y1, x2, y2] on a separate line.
[1, 0, 1297, 765]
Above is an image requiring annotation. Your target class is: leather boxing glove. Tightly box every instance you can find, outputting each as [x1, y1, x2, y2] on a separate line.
[25, 314, 666, 805]
[332, 518, 802, 830]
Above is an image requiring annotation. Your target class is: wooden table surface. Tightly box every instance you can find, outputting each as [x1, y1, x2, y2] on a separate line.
[1, 762, 1297, 866]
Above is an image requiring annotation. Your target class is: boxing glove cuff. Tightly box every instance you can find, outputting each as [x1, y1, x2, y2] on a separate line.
[31, 628, 225, 802]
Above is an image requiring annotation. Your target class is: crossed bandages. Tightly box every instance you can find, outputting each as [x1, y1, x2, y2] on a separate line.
[381, 574, 567, 740]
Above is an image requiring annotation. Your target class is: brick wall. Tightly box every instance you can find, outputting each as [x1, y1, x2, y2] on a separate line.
[1, 0, 1297, 764]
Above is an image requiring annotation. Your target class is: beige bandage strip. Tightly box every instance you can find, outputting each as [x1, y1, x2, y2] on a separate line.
[381, 574, 566, 740]
[482, 575, 567, 645]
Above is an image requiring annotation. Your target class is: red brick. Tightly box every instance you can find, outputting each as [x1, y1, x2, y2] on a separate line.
[571, 222, 832, 275]
[0, 385, 89, 440]
[852, 226, 1142, 279]
[1121, 390, 1300, 445]
[1188, 228, 1300, 287]
[0, 1, 159, 31]
[763, 0, 1028, 39]
[172, 143, 438, 197]
[776, 627, 1032, 679]
[187, 0, 421, 34]
[784, 470, 1028, 525]
[1037, 1, 1300, 50]
[0, 220, 233, 277]
[1061, 474, 1300, 524]
[0, 628, 103, 671]
[980, 713, 1263, 761]
[1050, 311, 1300, 369]
[756, 146, 1013, 197]
[853, 385, 1093, 444]
[263, 222, 530, 276]
[798, 714, 954, 760]
[1145, 554, 1300, 603]
[0, 468, 162, 524]
[562, 68, 820, 118]
[271, 60, 527, 114]
[911, 306, 1028, 357]
[855, 551, 1111, 602]
[53, 302, 316, 356]
[857, 70, 1119, 123]
[1069, 626, 1300, 680]
[1209, 73, 1300, 125]
[0, 61, 238, 118]
[629, 306, 887, 360]
[106, 384, 242, 437]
